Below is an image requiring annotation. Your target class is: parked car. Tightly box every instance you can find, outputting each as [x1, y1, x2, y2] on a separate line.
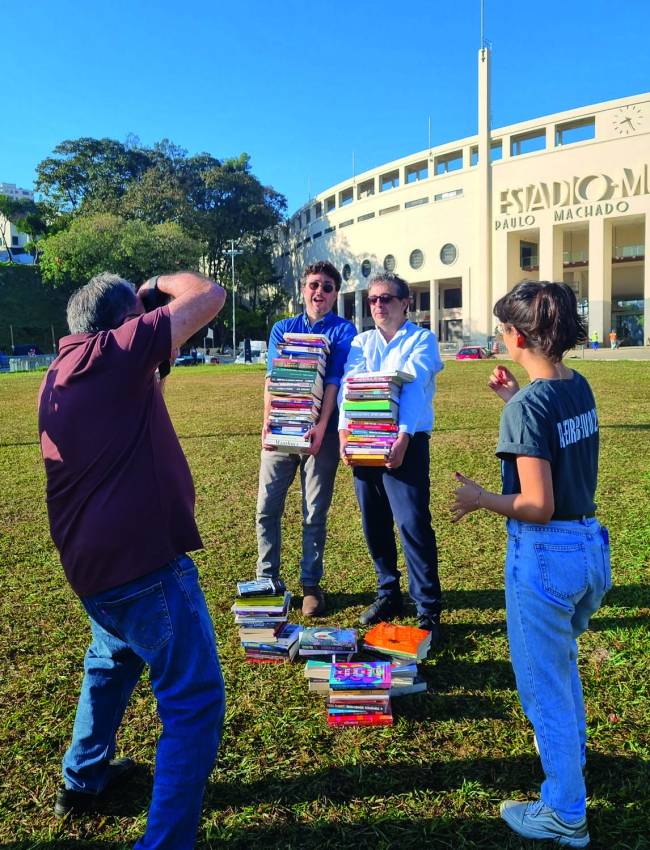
[174, 354, 200, 366]
[455, 346, 492, 360]
[235, 340, 268, 364]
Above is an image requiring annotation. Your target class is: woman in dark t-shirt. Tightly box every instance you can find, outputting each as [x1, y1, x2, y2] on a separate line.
[451, 282, 611, 848]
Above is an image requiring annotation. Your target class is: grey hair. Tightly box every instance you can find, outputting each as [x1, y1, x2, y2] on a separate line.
[66, 272, 137, 334]
[368, 272, 410, 314]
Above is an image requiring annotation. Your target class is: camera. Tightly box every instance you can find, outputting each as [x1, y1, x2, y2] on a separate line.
[138, 275, 170, 312]
[138, 275, 171, 378]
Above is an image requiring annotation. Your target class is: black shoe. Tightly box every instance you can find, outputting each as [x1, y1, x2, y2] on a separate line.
[417, 615, 441, 647]
[359, 595, 404, 626]
[54, 757, 137, 818]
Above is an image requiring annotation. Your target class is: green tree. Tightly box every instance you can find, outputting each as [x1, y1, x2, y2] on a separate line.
[36, 138, 152, 214]
[39, 213, 201, 287]
[0, 195, 48, 263]
[34, 137, 288, 320]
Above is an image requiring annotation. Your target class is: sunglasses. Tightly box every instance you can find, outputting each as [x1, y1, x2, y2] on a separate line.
[306, 280, 335, 293]
[368, 294, 399, 305]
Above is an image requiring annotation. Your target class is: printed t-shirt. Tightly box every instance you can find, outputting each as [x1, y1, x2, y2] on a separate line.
[38, 307, 202, 596]
[495, 371, 599, 518]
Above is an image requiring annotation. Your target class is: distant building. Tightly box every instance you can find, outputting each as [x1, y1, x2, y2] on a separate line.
[0, 181, 36, 264]
[275, 48, 649, 347]
[0, 182, 34, 201]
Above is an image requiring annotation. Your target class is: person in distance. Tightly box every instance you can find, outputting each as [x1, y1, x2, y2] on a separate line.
[339, 272, 444, 643]
[38, 271, 227, 850]
[451, 281, 611, 848]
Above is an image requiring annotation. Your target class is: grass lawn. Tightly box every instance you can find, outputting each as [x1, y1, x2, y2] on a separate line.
[0, 360, 648, 850]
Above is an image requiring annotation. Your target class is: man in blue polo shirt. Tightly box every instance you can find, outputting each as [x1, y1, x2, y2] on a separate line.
[256, 261, 356, 616]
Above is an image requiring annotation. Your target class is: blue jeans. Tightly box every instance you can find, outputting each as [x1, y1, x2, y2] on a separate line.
[505, 518, 611, 822]
[352, 433, 441, 618]
[256, 433, 340, 586]
[64, 556, 225, 850]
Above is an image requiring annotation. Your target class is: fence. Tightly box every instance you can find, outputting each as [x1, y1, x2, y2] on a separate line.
[4, 355, 55, 373]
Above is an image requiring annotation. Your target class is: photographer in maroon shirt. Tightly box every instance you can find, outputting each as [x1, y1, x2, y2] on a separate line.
[39, 271, 225, 850]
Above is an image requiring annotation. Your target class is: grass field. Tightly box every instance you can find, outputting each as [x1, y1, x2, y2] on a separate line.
[0, 360, 648, 850]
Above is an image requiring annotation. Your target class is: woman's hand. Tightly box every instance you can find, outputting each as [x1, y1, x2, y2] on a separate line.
[450, 472, 484, 523]
[488, 365, 519, 402]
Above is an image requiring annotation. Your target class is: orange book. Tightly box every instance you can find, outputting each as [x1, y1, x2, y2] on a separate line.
[363, 622, 431, 659]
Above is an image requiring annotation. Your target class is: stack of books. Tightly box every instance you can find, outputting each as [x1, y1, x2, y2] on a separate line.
[341, 370, 414, 466]
[298, 626, 357, 660]
[362, 622, 432, 663]
[304, 657, 426, 697]
[265, 332, 329, 452]
[326, 660, 393, 727]
[231, 578, 297, 662]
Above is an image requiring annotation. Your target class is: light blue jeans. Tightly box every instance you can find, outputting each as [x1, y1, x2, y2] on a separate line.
[505, 518, 611, 823]
[64, 556, 225, 849]
[256, 433, 339, 586]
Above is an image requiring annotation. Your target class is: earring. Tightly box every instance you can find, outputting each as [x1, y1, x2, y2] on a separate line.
[516, 333, 526, 348]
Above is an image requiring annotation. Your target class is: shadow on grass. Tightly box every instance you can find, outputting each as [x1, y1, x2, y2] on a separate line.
[205, 753, 649, 809]
[4, 755, 647, 850]
[324, 586, 649, 617]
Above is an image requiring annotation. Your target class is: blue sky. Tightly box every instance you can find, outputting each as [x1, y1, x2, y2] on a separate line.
[3, 0, 649, 214]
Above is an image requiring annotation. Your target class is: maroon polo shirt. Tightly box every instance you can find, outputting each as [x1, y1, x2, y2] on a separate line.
[38, 307, 203, 597]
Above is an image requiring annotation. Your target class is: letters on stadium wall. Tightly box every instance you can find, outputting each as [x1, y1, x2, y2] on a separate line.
[494, 164, 648, 230]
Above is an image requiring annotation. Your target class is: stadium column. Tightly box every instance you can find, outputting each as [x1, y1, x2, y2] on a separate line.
[429, 280, 438, 338]
[538, 222, 564, 283]
[337, 292, 344, 317]
[645, 214, 650, 344]
[462, 272, 471, 340]
[354, 289, 363, 332]
[588, 216, 613, 343]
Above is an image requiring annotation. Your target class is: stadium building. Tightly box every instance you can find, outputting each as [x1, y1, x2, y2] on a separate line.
[274, 48, 649, 347]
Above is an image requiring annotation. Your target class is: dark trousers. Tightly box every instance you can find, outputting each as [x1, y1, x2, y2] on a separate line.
[353, 432, 441, 619]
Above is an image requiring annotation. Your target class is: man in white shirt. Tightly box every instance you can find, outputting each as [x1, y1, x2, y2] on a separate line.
[339, 273, 444, 642]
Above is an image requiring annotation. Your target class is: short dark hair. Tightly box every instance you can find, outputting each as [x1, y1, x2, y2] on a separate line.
[66, 272, 137, 334]
[301, 261, 342, 291]
[369, 272, 410, 315]
[493, 281, 588, 361]
[369, 272, 409, 300]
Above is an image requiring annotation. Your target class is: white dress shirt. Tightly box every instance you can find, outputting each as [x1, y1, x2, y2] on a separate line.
[338, 321, 444, 435]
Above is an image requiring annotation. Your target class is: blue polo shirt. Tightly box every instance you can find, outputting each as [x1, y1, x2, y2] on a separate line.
[266, 311, 357, 433]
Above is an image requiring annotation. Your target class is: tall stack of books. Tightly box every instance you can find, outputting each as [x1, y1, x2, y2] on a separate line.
[362, 622, 432, 664]
[341, 370, 414, 466]
[326, 660, 393, 727]
[265, 332, 329, 452]
[298, 626, 357, 660]
[231, 579, 297, 662]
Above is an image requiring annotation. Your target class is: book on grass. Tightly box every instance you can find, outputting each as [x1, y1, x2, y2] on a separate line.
[327, 705, 393, 727]
[231, 591, 292, 616]
[329, 660, 391, 690]
[390, 675, 428, 697]
[363, 621, 431, 661]
[236, 577, 286, 597]
[239, 622, 285, 641]
[299, 626, 357, 656]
